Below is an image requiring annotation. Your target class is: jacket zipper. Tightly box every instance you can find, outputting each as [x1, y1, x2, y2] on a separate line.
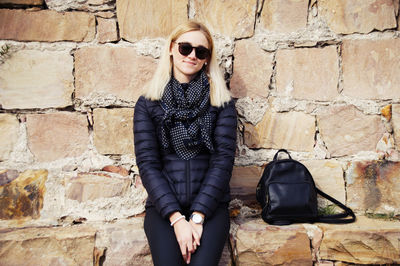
[186, 160, 190, 205]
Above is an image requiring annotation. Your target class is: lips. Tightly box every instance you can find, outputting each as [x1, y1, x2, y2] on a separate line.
[183, 60, 196, 65]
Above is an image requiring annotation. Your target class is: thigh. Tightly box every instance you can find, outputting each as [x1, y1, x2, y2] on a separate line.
[189, 207, 230, 266]
[144, 207, 185, 266]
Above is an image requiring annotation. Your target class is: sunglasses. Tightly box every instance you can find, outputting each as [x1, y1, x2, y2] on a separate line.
[175, 42, 210, 60]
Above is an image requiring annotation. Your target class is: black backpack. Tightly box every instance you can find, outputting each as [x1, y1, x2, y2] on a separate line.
[256, 149, 356, 225]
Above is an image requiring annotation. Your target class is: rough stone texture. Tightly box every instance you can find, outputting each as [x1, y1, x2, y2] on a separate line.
[97, 17, 119, 43]
[276, 46, 340, 101]
[303, 160, 345, 206]
[0, 169, 19, 186]
[0, 9, 95, 42]
[102, 165, 129, 176]
[65, 172, 131, 202]
[193, 0, 257, 38]
[342, 39, 400, 100]
[244, 111, 315, 152]
[26, 112, 89, 162]
[346, 160, 400, 213]
[318, 0, 398, 34]
[0, 114, 19, 160]
[0, 50, 74, 109]
[75, 47, 157, 103]
[0, 225, 96, 265]
[116, 0, 187, 41]
[45, 0, 115, 12]
[0, 169, 48, 219]
[393, 104, 400, 149]
[259, 0, 309, 33]
[0, 0, 43, 4]
[319, 216, 400, 264]
[230, 40, 273, 98]
[93, 108, 134, 155]
[235, 219, 313, 265]
[230, 166, 263, 204]
[95, 218, 152, 266]
[317, 105, 385, 157]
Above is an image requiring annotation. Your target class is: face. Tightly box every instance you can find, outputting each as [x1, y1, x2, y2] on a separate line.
[170, 30, 210, 83]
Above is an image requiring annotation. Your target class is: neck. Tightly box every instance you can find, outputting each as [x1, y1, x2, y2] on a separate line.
[172, 69, 198, 84]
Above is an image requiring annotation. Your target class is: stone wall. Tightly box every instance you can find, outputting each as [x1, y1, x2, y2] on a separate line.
[0, 0, 400, 265]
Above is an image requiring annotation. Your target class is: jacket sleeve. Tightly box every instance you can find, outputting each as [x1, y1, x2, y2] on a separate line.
[134, 96, 182, 219]
[190, 100, 237, 218]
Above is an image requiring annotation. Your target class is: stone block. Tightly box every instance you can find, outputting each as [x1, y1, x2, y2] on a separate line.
[0, 9, 95, 42]
[317, 105, 385, 157]
[346, 161, 400, 214]
[65, 172, 131, 202]
[244, 111, 315, 152]
[260, 0, 309, 33]
[234, 219, 313, 265]
[276, 46, 339, 101]
[0, 0, 43, 4]
[0, 50, 74, 109]
[74, 47, 156, 103]
[342, 39, 400, 100]
[93, 108, 134, 155]
[230, 166, 263, 204]
[319, 216, 400, 264]
[95, 218, 152, 265]
[193, 0, 257, 38]
[26, 112, 89, 162]
[97, 17, 119, 43]
[102, 165, 129, 176]
[392, 104, 400, 149]
[0, 169, 48, 219]
[318, 0, 398, 34]
[45, 0, 115, 12]
[302, 160, 345, 207]
[230, 40, 273, 98]
[116, 0, 187, 41]
[0, 225, 96, 265]
[0, 114, 19, 160]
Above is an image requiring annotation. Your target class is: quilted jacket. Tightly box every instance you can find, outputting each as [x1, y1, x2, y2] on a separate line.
[134, 95, 237, 219]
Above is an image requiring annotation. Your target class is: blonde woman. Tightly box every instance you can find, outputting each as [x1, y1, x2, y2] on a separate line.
[134, 21, 237, 265]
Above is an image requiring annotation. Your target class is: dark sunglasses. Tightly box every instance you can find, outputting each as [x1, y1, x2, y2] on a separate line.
[175, 42, 210, 60]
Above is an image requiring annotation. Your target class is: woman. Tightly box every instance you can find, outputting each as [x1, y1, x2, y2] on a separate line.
[134, 21, 237, 265]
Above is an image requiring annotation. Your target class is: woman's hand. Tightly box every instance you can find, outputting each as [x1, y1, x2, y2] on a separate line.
[170, 212, 199, 264]
[189, 211, 204, 248]
[189, 220, 203, 247]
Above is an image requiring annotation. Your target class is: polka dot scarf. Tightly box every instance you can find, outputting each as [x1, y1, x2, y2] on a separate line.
[160, 70, 214, 160]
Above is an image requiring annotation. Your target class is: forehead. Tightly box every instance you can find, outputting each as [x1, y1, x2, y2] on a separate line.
[175, 31, 209, 48]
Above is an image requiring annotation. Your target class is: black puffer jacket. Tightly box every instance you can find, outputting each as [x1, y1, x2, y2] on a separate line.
[134, 95, 237, 219]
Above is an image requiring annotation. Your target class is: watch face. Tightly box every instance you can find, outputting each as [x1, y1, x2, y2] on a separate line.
[192, 214, 203, 224]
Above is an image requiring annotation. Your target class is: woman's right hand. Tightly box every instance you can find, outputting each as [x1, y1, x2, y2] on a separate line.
[170, 213, 200, 264]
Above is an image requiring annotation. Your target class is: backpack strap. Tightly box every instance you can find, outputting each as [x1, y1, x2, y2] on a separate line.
[273, 149, 292, 160]
[315, 188, 356, 224]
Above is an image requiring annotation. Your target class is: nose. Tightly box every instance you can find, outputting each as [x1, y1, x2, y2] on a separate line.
[187, 48, 196, 59]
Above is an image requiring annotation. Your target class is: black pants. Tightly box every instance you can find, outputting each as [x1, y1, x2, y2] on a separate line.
[144, 206, 230, 266]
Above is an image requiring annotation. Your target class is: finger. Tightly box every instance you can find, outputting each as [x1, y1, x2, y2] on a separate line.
[179, 242, 187, 261]
[186, 249, 191, 264]
[192, 230, 200, 246]
[187, 239, 194, 253]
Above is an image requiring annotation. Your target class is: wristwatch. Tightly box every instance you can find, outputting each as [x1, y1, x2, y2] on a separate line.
[190, 213, 204, 224]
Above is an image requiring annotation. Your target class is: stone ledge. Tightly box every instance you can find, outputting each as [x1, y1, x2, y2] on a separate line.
[0, 215, 398, 265]
[233, 216, 400, 265]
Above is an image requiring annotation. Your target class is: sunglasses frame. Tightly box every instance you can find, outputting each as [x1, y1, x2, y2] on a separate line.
[175, 42, 210, 60]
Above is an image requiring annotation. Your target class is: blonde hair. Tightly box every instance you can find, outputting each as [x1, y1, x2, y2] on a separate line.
[144, 21, 231, 107]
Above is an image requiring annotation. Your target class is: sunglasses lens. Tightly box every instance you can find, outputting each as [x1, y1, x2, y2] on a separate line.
[196, 47, 209, 60]
[177, 42, 210, 60]
[178, 43, 193, 56]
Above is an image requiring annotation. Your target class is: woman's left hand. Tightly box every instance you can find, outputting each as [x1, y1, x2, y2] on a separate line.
[189, 220, 203, 250]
